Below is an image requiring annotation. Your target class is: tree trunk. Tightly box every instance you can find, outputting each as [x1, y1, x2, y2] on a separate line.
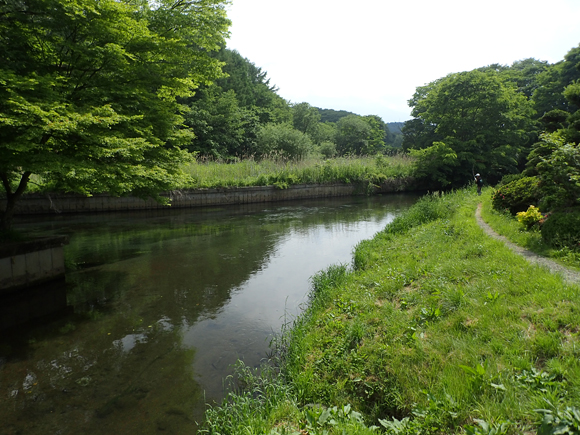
[0, 171, 31, 232]
[0, 195, 17, 232]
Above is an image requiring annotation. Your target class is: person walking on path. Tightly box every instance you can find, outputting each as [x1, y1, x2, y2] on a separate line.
[474, 173, 483, 196]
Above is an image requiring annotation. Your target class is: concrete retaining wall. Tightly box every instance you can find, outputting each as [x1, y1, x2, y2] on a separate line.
[0, 236, 69, 294]
[2, 178, 414, 215]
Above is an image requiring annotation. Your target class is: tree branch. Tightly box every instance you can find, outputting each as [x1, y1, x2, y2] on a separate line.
[0, 172, 13, 196]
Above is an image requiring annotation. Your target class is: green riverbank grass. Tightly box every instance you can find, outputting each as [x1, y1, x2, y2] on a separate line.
[183, 155, 414, 189]
[480, 189, 580, 271]
[17, 155, 414, 195]
[202, 189, 580, 434]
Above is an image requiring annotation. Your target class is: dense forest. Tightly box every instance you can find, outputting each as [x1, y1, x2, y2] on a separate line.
[402, 49, 580, 191]
[2, 1, 580, 432]
[182, 50, 403, 160]
[180, 41, 580, 197]
[0, 0, 579, 231]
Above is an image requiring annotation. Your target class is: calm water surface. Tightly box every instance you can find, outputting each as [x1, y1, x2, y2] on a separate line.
[0, 194, 418, 434]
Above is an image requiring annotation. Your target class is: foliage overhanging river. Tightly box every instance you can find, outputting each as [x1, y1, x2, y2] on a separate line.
[0, 194, 419, 434]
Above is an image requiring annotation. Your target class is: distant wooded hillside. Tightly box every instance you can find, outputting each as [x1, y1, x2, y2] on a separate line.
[386, 122, 405, 135]
[317, 108, 404, 131]
[316, 108, 358, 123]
[316, 108, 404, 148]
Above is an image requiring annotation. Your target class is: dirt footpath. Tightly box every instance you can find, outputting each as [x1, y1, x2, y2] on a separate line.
[476, 204, 580, 286]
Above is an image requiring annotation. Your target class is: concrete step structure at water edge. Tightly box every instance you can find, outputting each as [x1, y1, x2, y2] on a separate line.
[0, 236, 69, 294]
[0, 179, 415, 215]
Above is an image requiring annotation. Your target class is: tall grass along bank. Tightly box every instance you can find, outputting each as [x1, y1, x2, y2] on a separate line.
[183, 155, 415, 190]
[202, 189, 580, 434]
[480, 191, 580, 271]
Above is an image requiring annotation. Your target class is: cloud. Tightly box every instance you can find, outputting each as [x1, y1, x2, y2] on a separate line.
[226, 0, 580, 121]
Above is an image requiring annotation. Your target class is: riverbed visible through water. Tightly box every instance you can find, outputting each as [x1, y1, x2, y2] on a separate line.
[0, 194, 418, 434]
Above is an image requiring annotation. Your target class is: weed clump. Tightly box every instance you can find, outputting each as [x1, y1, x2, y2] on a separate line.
[201, 189, 580, 434]
[516, 205, 543, 229]
[309, 264, 350, 300]
[541, 209, 580, 249]
[384, 192, 456, 235]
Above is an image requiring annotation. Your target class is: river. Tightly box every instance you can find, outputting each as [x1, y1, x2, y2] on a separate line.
[0, 193, 418, 434]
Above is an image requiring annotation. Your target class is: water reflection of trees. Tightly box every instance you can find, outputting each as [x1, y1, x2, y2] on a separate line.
[0, 319, 203, 434]
[1, 194, 419, 434]
[60, 194, 418, 326]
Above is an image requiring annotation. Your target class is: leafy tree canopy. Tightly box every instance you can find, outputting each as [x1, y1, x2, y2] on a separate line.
[333, 114, 394, 156]
[0, 0, 230, 230]
[363, 115, 387, 154]
[335, 115, 372, 156]
[405, 69, 535, 187]
[183, 87, 259, 159]
[532, 45, 580, 146]
[478, 58, 550, 100]
[183, 48, 291, 158]
[213, 48, 291, 124]
[255, 123, 313, 160]
[532, 44, 580, 117]
[317, 108, 358, 123]
[291, 102, 321, 138]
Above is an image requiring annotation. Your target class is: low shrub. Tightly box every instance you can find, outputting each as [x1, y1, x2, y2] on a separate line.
[541, 209, 580, 249]
[256, 123, 314, 160]
[516, 205, 543, 229]
[184, 155, 415, 189]
[491, 176, 541, 215]
[498, 173, 525, 186]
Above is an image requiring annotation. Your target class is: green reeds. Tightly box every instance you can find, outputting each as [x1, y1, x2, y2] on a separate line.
[182, 155, 415, 189]
[201, 188, 580, 434]
[480, 191, 580, 271]
[284, 188, 580, 432]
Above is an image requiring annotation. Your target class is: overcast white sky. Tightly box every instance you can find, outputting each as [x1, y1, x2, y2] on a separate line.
[225, 0, 580, 122]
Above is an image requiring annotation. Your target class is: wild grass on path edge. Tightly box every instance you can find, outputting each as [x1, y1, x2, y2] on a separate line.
[201, 189, 580, 435]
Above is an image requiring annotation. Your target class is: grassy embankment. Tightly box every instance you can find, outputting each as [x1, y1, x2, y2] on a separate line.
[2, 156, 413, 242]
[20, 155, 415, 195]
[201, 188, 580, 434]
[480, 193, 580, 272]
[182, 155, 414, 189]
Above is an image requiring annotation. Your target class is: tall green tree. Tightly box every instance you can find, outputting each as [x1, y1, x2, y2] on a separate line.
[363, 115, 387, 154]
[214, 48, 291, 124]
[335, 115, 371, 156]
[505, 58, 550, 100]
[405, 70, 535, 187]
[532, 44, 580, 117]
[532, 133, 580, 210]
[255, 123, 313, 160]
[291, 102, 320, 138]
[561, 81, 580, 144]
[311, 122, 337, 146]
[184, 87, 259, 159]
[533, 45, 580, 146]
[478, 58, 549, 100]
[334, 114, 388, 156]
[0, 0, 230, 230]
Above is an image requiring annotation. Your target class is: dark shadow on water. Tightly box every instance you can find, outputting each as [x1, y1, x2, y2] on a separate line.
[0, 279, 72, 334]
[1, 193, 420, 434]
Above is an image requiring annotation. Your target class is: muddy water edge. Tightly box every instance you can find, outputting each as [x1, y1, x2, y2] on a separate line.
[0, 194, 419, 435]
